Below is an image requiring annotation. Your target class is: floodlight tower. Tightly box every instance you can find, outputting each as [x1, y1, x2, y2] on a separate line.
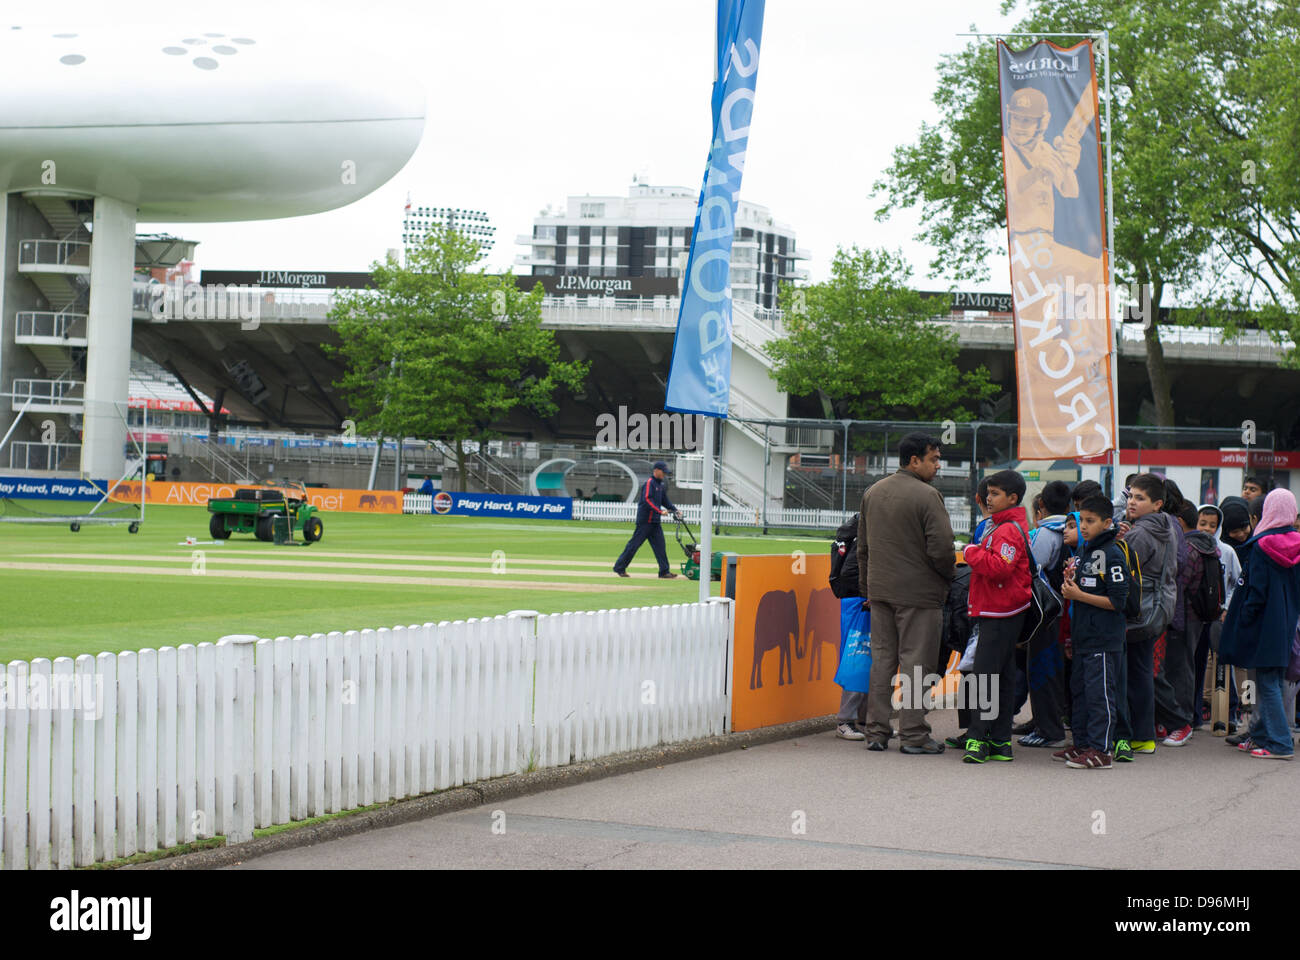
[0, 25, 425, 479]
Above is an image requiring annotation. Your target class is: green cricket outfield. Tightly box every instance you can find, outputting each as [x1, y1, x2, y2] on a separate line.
[0, 503, 827, 664]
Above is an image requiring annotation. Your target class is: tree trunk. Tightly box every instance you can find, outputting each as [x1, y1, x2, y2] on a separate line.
[454, 438, 467, 493]
[1142, 279, 1176, 431]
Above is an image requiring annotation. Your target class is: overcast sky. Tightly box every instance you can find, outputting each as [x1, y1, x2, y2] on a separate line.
[42, 0, 1022, 289]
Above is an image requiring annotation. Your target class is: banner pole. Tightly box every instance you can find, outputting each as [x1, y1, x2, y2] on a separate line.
[699, 416, 715, 603]
[1103, 30, 1121, 492]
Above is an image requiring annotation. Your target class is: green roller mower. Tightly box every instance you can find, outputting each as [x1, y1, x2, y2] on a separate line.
[206, 481, 323, 544]
[674, 515, 724, 581]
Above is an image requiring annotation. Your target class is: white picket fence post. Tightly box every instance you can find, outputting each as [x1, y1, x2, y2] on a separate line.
[507, 610, 539, 775]
[708, 597, 735, 734]
[73, 654, 96, 866]
[177, 644, 197, 845]
[157, 645, 179, 851]
[4, 661, 31, 869]
[94, 652, 117, 862]
[217, 635, 257, 845]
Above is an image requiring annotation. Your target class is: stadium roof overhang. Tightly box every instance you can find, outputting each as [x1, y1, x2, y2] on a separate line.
[132, 316, 350, 431]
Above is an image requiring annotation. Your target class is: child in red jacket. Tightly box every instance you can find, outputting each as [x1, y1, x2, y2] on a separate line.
[960, 469, 1033, 763]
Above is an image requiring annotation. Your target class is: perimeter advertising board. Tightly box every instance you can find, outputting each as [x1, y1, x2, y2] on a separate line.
[105, 480, 404, 513]
[428, 491, 573, 520]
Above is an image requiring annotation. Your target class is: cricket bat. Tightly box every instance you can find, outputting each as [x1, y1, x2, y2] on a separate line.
[1211, 649, 1229, 736]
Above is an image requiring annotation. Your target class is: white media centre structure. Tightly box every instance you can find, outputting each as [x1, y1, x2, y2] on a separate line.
[0, 24, 424, 480]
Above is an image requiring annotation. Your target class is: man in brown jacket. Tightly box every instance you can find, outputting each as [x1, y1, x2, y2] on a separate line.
[858, 432, 956, 753]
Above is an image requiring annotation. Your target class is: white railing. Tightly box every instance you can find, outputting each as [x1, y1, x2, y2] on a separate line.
[0, 602, 733, 869]
[11, 378, 84, 406]
[15, 311, 88, 340]
[539, 296, 678, 327]
[571, 501, 770, 526]
[18, 239, 90, 269]
[670, 452, 767, 510]
[717, 462, 767, 511]
[1116, 322, 1292, 361]
[775, 424, 837, 450]
[928, 315, 1295, 361]
[8, 441, 81, 472]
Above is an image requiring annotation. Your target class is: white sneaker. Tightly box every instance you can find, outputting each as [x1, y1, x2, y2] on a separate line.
[836, 722, 866, 741]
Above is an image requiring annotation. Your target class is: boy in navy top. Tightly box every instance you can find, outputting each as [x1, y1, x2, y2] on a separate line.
[1057, 495, 1130, 769]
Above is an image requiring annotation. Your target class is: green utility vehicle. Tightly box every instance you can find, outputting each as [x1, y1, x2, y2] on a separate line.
[206, 481, 323, 543]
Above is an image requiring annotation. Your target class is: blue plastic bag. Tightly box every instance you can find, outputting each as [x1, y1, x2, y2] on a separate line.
[834, 597, 872, 693]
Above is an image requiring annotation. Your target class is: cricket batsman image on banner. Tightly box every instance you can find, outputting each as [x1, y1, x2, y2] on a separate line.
[997, 39, 1116, 460]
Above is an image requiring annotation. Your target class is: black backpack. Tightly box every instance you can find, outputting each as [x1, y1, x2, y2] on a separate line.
[1188, 549, 1225, 621]
[1114, 539, 1144, 623]
[830, 514, 860, 599]
[999, 521, 1063, 650]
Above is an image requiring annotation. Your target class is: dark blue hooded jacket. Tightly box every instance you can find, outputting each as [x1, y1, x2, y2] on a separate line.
[1220, 527, 1300, 668]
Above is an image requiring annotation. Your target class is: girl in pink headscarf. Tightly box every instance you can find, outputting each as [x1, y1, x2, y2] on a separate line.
[1220, 489, 1300, 758]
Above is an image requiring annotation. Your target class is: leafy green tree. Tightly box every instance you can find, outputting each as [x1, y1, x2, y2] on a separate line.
[1203, 0, 1300, 349]
[874, 0, 1298, 426]
[768, 246, 997, 421]
[327, 228, 588, 490]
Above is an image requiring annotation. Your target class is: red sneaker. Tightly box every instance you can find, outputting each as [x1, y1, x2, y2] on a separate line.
[1162, 725, 1193, 747]
[1052, 745, 1083, 763]
[1066, 748, 1113, 769]
[1249, 748, 1294, 760]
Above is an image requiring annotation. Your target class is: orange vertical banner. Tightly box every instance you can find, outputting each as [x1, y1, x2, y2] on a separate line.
[997, 39, 1116, 460]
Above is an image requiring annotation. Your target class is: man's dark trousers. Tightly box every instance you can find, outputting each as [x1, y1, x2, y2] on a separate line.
[966, 612, 1027, 745]
[615, 522, 670, 575]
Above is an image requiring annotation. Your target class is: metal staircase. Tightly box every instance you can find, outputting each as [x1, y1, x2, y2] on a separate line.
[464, 449, 525, 495]
[173, 435, 259, 485]
[12, 194, 93, 453]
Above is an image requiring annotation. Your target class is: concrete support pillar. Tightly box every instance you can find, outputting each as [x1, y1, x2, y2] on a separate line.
[81, 195, 136, 480]
[0, 193, 10, 450]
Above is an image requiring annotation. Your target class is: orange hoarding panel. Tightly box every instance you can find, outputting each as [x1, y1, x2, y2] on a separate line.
[107, 480, 404, 513]
[997, 39, 1116, 460]
[730, 554, 842, 732]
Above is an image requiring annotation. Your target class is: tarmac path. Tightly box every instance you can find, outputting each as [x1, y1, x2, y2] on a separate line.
[226, 711, 1296, 870]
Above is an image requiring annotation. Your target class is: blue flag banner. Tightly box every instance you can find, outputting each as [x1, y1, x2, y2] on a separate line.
[664, 0, 765, 416]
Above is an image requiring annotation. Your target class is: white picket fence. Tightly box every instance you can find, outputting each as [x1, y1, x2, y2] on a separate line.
[0, 600, 734, 869]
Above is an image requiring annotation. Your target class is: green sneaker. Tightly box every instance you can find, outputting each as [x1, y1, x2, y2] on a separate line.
[962, 738, 989, 763]
[944, 730, 968, 749]
[987, 739, 1013, 762]
[1130, 739, 1157, 754]
[1114, 739, 1135, 762]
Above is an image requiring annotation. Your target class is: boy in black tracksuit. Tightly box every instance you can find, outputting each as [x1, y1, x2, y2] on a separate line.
[1058, 495, 1130, 769]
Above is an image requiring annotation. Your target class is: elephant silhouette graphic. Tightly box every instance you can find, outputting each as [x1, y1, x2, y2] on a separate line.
[803, 587, 840, 681]
[359, 494, 378, 509]
[750, 589, 800, 689]
[380, 495, 397, 509]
